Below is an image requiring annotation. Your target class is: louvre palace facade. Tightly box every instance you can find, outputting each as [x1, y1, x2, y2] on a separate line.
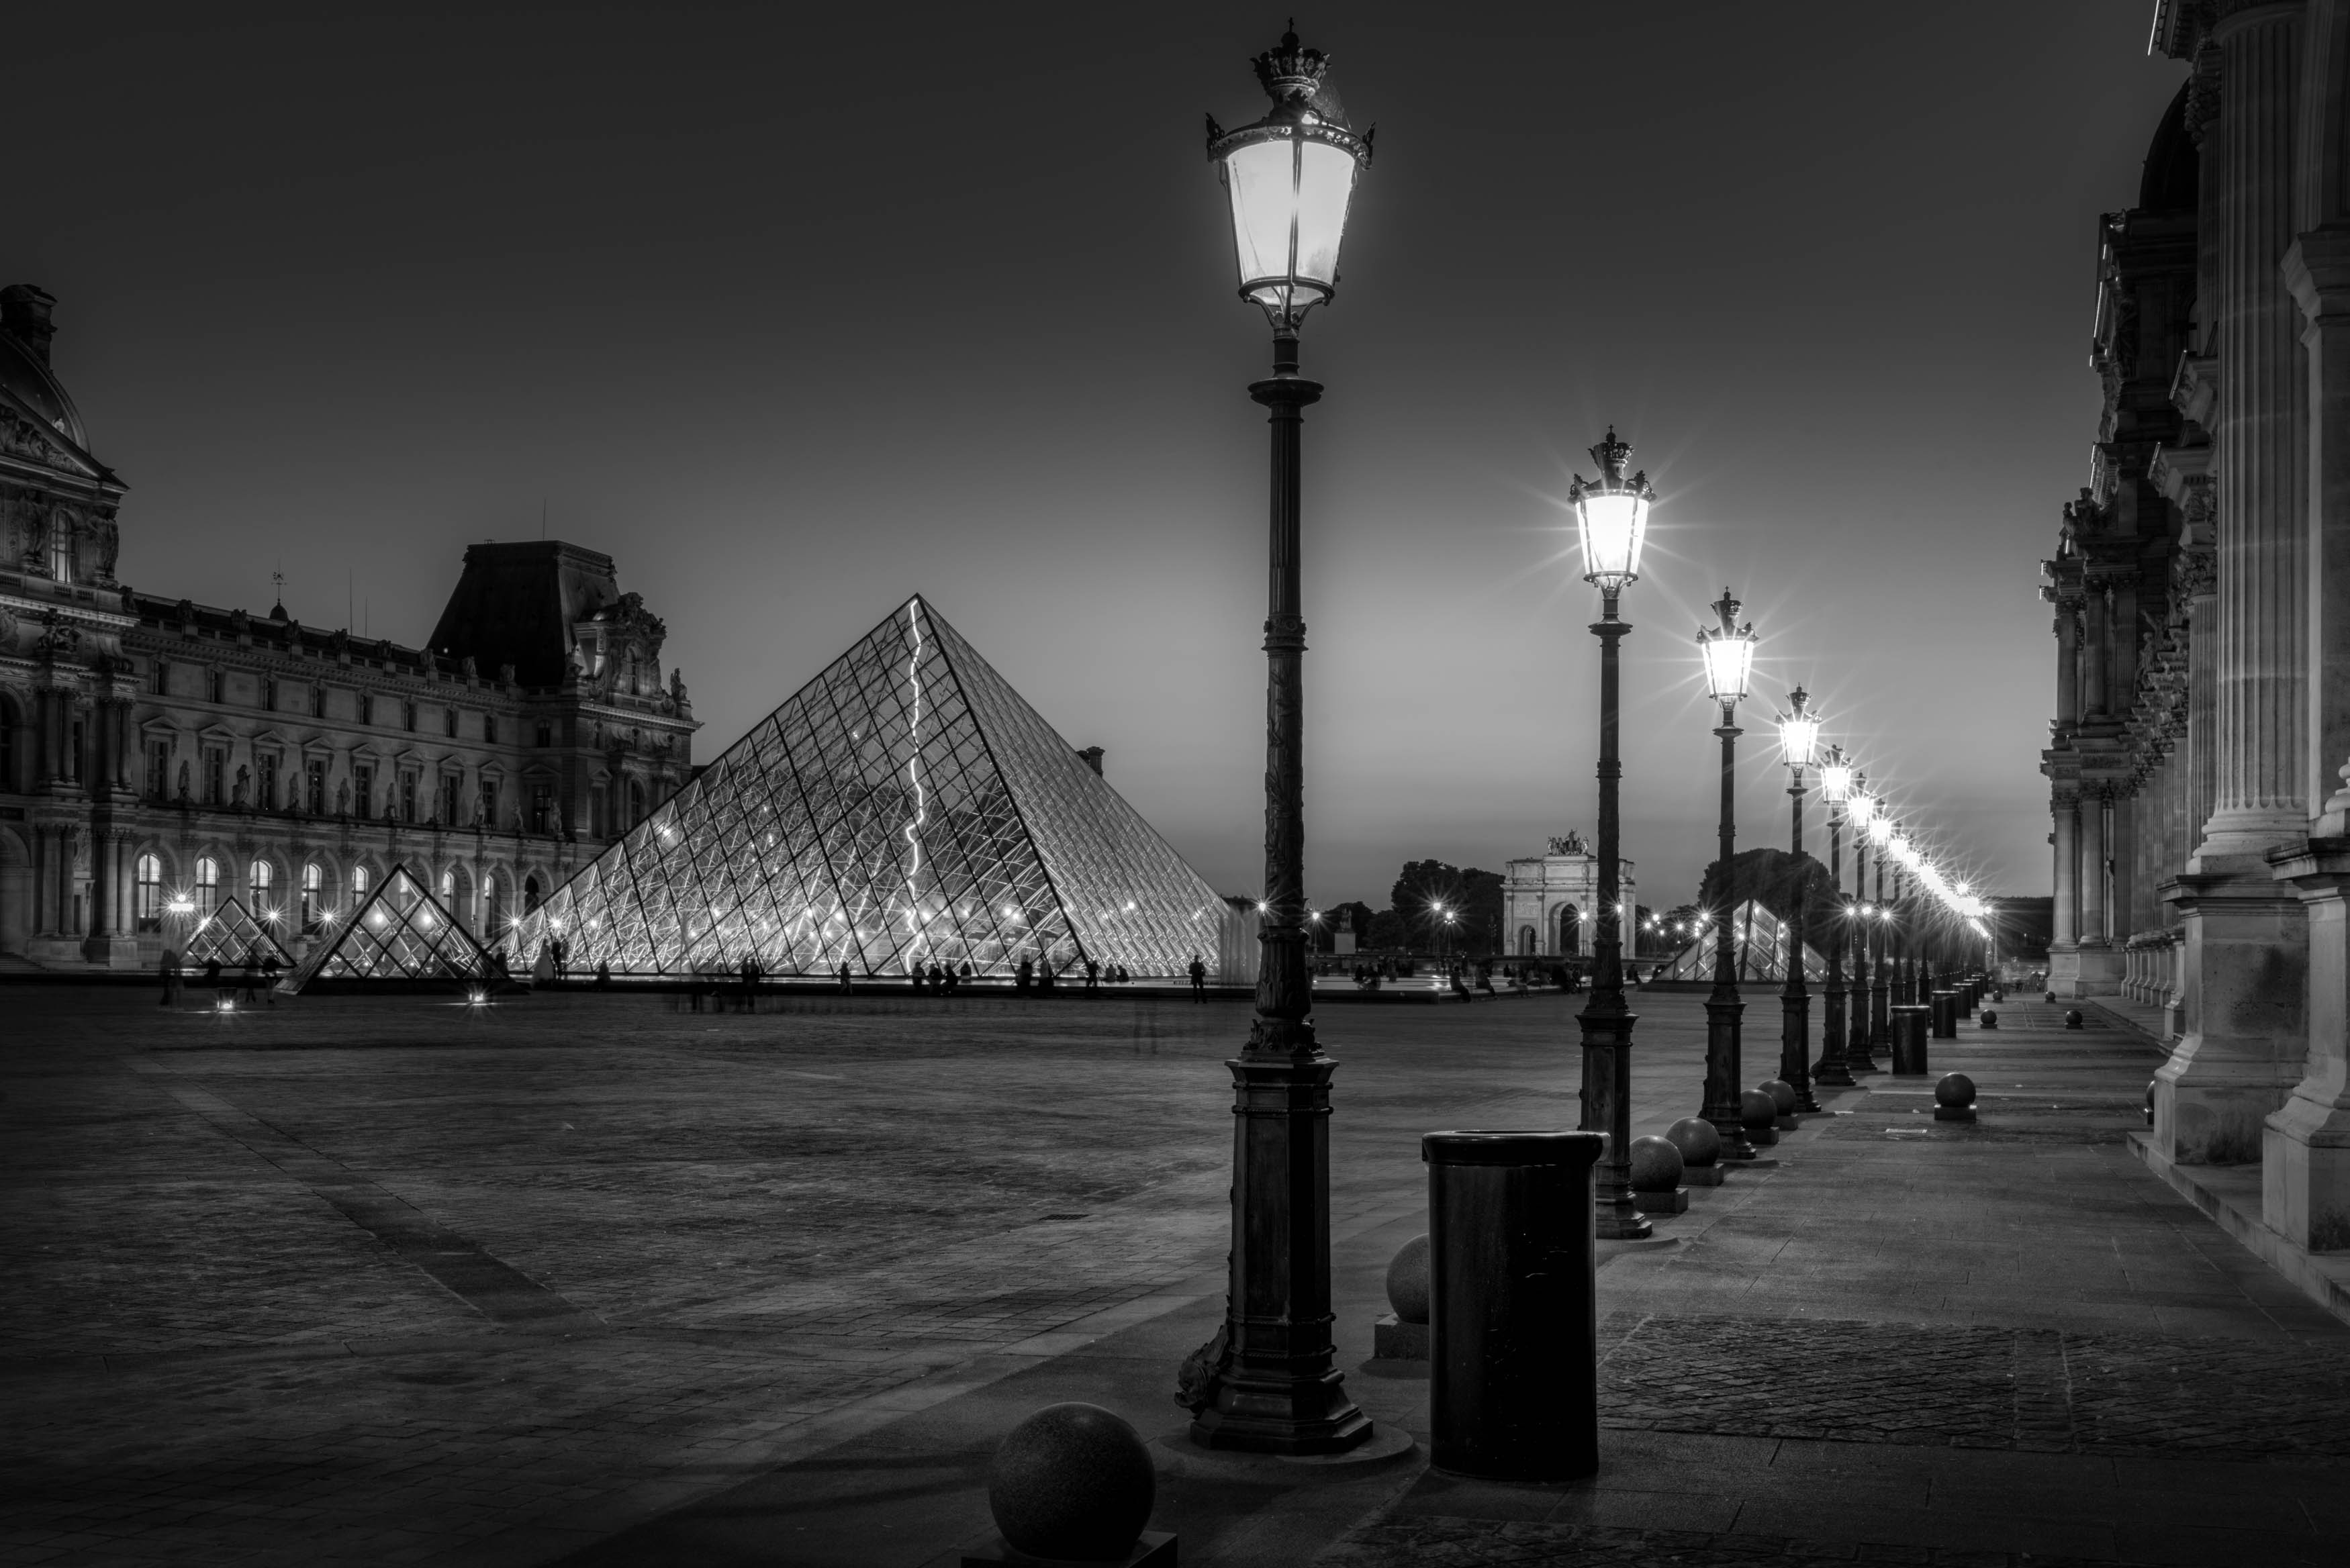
[2038, 2, 2350, 1250]
[0, 284, 697, 969]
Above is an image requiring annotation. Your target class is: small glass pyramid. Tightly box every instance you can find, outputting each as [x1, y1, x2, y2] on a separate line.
[282, 864, 497, 989]
[1648, 899, 1827, 986]
[522, 595, 1227, 979]
[180, 896, 291, 971]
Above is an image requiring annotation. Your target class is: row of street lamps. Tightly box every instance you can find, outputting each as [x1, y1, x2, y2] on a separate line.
[1187, 27, 1992, 1455]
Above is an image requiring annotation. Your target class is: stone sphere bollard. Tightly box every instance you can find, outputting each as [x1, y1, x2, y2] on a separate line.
[1934, 1072, 1978, 1123]
[2065, 1008, 2084, 1030]
[1761, 1079, 1796, 1115]
[2045, 990, 2057, 1003]
[1979, 1009, 1999, 1029]
[1666, 1116, 1724, 1185]
[1739, 1087, 1780, 1146]
[1386, 1234, 1429, 1325]
[1629, 1134, 1684, 1192]
[987, 1403, 1155, 1564]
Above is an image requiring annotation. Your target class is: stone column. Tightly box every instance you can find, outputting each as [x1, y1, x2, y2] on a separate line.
[2114, 792, 2139, 942]
[2084, 584, 2112, 718]
[2266, 219, 2350, 1246]
[2163, 2, 2314, 1166]
[2050, 788, 2080, 994]
[2055, 596, 2082, 728]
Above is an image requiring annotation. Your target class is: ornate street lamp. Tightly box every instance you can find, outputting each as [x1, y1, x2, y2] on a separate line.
[1775, 689, 1821, 1112]
[1813, 747, 1856, 1087]
[1570, 427, 1657, 1239]
[1188, 26, 1373, 1456]
[1889, 832, 1914, 1008]
[1697, 588, 1760, 1159]
[1868, 812, 1894, 1050]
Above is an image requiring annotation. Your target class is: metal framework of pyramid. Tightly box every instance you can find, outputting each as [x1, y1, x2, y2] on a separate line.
[518, 595, 1227, 980]
[281, 864, 497, 989]
[179, 895, 291, 971]
[1646, 899, 1827, 988]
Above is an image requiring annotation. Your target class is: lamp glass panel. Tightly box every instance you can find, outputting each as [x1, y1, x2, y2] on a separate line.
[1223, 138, 1296, 291]
[1779, 714, 1821, 769]
[1700, 632, 1756, 703]
[1847, 792, 1875, 828]
[1577, 491, 1648, 584]
[1870, 817, 1893, 844]
[1292, 140, 1356, 285]
[1820, 761, 1854, 801]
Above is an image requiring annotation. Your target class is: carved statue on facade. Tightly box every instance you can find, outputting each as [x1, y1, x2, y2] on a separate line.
[336, 777, 350, 815]
[232, 765, 250, 807]
[177, 760, 191, 801]
[460, 654, 477, 682]
[1547, 830, 1587, 857]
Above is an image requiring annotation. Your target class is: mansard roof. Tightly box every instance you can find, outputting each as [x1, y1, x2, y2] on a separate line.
[428, 540, 628, 689]
[2138, 80, 2196, 213]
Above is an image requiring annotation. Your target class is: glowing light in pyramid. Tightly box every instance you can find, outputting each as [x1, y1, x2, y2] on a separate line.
[902, 598, 928, 963]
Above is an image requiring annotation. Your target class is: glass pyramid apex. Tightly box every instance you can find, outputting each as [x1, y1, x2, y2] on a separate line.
[522, 595, 1227, 979]
[282, 864, 498, 990]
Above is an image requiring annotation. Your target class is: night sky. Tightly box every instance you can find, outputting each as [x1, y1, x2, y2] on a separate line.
[14, 3, 2184, 914]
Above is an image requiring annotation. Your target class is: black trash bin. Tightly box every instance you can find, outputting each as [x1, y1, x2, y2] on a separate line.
[1891, 1004, 1932, 1075]
[1423, 1130, 1603, 1481]
[1930, 990, 1959, 1039]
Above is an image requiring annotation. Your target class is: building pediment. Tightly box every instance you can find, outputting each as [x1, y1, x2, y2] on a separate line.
[0, 397, 109, 485]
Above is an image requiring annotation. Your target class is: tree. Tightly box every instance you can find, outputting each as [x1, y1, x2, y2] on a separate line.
[1321, 900, 1374, 952]
[1365, 908, 1409, 950]
[1694, 848, 1837, 928]
[1389, 860, 1505, 955]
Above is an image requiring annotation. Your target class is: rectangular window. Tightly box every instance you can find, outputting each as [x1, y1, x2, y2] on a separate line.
[147, 740, 170, 801]
[306, 758, 326, 815]
[150, 660, 169, 697]
[444, 707, 459, 739]
[590, 783, 606, 839]
[403, 701, 416, 732]
[535, 721, 552, 748]
[362, 693, 375, 726]
[69, 721, 83, 782]
[208, 669, 224, 704]
[205, 748, 225, 805]
[483, 714, 498, 745]
[530, 784, 554, 835]
[354, 764, 373, 817]
[311, 685, 326, 718]
[263, 678, 277, 712]
[400, 771, 417, 824]
[437, 775, 460, 824]
[478, 777, 498, 828]
[258, 753, 279, 812]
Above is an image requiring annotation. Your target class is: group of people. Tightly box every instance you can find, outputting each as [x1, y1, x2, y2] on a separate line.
[157, 945, 281, 1008]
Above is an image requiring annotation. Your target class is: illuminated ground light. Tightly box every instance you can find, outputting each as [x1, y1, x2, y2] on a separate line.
[214, 995, 235, 1014]
[465, 985, 490, 1007]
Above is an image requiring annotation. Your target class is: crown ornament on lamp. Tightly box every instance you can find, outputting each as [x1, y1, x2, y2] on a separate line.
[1697, 587, 1758, 708]
[1778, 687, 1821, 772]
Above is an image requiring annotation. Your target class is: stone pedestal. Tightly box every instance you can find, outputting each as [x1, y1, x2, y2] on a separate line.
[2067, 940, 2124, 997]
[1372, 1314, 1428, 1361]
[1633, 1187, 1689, 1214]
[2265, 842, 2350, 1250]
[2155, 871, 2308, 1165]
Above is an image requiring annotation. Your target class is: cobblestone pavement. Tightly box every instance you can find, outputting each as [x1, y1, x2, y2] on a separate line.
[0, 985, 1573, 1567]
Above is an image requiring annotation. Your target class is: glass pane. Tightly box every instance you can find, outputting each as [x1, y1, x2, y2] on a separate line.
[1223, 138, 1297, 289]
[1292, 140, 1357, 287]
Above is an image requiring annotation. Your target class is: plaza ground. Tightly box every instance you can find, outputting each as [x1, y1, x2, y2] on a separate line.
[3, 984, 2345, 1567]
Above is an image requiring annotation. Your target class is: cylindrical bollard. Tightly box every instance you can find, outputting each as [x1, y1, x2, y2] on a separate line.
[1424, 1130, 1603, 1482]
[1891, 1004, 1931, 1075]
[1930, 990, 1958, 1039]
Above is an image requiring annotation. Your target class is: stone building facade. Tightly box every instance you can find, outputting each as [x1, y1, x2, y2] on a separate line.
[2040, 3, 2350, 1251]
[0, 285, 696, 969]
[1500, 831, 1636, 960]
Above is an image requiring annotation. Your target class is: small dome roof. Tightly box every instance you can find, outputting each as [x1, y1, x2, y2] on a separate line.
[0, 328, 89, 452]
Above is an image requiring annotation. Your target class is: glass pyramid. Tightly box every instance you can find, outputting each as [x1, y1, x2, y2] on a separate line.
[282, 864, 497, 989]
[179, 896, 291, 971]
[1648, 899, 1826, 986]
[521, 595, 1227, 980]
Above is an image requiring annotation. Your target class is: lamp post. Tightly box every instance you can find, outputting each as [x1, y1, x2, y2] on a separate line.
[1844, 781, 1876, 1071]
[1190, 26, 1372, 1455]
[1697, 588, 1760, 1159]
[1570, 427, 1657, 1239]
[1868, 812, 1893, 1055]
[1775, 688, 1821, 1113]
[1814, 746, 1856, 1088]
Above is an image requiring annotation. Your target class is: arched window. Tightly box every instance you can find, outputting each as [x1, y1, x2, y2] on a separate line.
[1559, 903, 1582, 957]
[523, 875, 541, 916]
[300, 863, 324, 934]
[352, 863, 371, 899]
[250, 860, 274, 916]
[135, 854, 163, 932]
[628, 779, 646, 826]
[195, 856, 220, 916]
[484, 875, 504, 938]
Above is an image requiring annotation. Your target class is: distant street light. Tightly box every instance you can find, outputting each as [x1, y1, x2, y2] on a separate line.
[1697, 588, 1760, 1160]
[1775, 687, 1820, 1113]
[1190, 23, 1373, 1456]
[1814, 746, 1858, 1087]
[1868, 811, 1895, 1052]
[1570, 427, 1658, 1240]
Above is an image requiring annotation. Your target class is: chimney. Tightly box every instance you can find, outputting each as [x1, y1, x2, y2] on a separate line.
[1076, 746, 1104, 777]
[1, 285, 57, 366]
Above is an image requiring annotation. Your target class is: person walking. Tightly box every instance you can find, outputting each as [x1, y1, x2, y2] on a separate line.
[260, 950, 281, 1004]
[1084, 957, 1100, 995]
[239, 947, 262, 1006]
[1187, 953, 1207, 1001]
[159, 947, 182, 1008]
[1016, 957, 1034, 995]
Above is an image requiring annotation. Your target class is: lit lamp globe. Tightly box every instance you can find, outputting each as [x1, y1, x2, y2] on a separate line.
[1697, 589, 1758, 707]
[1207, 28, 1372, 331]
[1777, 689, 1821, 772]
[1570, 431, 1656, 594]
[1869, 813, 1893, 848]
[1819, 747, 1854, 807]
